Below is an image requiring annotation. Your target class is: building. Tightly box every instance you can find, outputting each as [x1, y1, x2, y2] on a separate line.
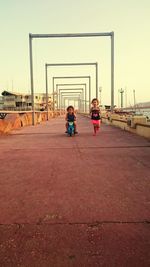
[0, 96, 4, 109]
[1, 91, 53, 111]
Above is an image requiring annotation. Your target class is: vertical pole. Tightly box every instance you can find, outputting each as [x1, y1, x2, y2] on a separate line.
[56, 88, 59, 109]
[52, 78, 55, 111]
[133, 90, 136, 109]
[29, 34, 35, 125]
[64, 98, 65, 109]
[59, 89, 61, 110]
[56, 85, 58, 110]
[45, 64, 48, 120]
[118, 89, 120, 108]
[111, 32, 114, 112]
[82, 90, 84, 112]
[121, 89, 123, 108]
[89, 77, 91, 112]
[96, 62, 98, 99]
[85, 84, 87, 113]
[125, 87, 127, 108]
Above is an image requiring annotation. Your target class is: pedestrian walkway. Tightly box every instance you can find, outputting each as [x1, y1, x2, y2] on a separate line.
[0, 115, 150, 267]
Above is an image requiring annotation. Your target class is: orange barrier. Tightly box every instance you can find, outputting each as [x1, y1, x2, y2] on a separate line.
[0, 110, 65, 134]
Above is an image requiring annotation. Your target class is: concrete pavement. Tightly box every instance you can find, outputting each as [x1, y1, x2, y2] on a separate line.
[0, 115, 150, 267]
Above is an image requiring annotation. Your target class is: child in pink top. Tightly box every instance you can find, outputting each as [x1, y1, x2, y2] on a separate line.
[90, 98, 101, 136]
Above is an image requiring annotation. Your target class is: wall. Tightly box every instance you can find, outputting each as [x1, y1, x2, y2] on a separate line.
[0, 110, 65, 134]
[102, 117, 150, 139]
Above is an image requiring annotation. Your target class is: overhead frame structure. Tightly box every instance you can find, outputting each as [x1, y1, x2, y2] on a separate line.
[56, 84, 86, 110]
[60, 90, 83, 110]
[62, 96, 82, 110]
[45, 62, 98, 115]
[52, 76, 91, 112]
[60, 89, 83, 109]
[29, 32, 114, 125]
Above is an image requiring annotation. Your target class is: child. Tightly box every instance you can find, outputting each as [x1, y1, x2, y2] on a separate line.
[90, 98, 101, 136]
[65, 105, 78, 134]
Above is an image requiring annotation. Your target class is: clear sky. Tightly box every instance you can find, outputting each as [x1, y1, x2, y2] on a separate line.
[0, 0, 150, 106]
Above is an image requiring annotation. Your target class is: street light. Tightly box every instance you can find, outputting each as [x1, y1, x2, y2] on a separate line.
[99, 86, 102, 105]
[119, 88, 124, 108]
[133, 89, 136, 107]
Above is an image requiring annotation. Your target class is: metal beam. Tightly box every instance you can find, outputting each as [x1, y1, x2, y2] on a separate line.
[46, 62, 97, 66]
[30, 32, 113, 38]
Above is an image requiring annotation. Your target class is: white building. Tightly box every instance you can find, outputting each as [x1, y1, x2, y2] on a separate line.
[1, 91, 53, 111]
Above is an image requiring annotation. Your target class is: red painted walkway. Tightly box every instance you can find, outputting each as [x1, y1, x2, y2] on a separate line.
[0, 115, 150, 267]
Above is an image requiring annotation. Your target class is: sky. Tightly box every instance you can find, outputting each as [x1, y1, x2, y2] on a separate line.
[0, 0, 150, 106]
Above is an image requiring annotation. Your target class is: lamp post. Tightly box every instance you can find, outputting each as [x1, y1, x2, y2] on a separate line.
[99, 86, 102, 105]
[119, 88, 124, 108]
[133, 89, 136, 107]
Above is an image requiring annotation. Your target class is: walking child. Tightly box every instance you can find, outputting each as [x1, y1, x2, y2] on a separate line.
[90, 98, 101, 136]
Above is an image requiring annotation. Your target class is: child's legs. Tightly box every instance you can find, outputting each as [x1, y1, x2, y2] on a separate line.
[96, 120, 100, 129]
[74, 121, 77, 131]
[92, 120, 100, 134]
[65, 122, 68, 130]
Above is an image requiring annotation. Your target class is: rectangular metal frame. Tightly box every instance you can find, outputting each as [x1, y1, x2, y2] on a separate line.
[56, 84, 86, 111]
[45, 62, 98, 113]
[59, 90, 83, 110]
[29, 31, 114, 125]
[53, 76, 91, 112]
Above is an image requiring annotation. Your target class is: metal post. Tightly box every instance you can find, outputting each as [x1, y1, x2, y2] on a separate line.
[89, 76, 91, 112]
[85, 84, 87, 113]
[99, 86, 102, 105]
[119, 88, 124, 108]
[133, 90, 136, 108]
[52, 77, 55, 111]
[29, 34, 35, 125]
[45, 64, 48, 120]
[96, 62, 98, 99]
[111, 32, 114, 112]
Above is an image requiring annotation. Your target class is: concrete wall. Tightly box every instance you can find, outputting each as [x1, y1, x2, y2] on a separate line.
[102, 117, 150, 139]
[79, 112, 150, 139]
[0, 110, 65, 134]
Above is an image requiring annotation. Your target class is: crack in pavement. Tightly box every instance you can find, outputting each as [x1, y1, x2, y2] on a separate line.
[0, 220, 150, 228]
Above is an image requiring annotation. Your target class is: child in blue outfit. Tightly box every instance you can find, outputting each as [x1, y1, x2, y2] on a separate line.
[65, 105, 78, 134]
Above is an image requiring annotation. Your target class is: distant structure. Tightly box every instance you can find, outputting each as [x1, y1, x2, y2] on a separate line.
[0, 96, 4, 109]
[123, 101, 150, 118]
[1, 90, 52, 111]
[134, 102, 150, 108]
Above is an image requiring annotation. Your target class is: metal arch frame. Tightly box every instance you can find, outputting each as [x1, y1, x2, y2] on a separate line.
[59, 88, 84, 97]
[53, 76, 91, 111]
[56, 84, 86, 110]
[45, 62, 98, 114]
[60, 91, 83, 110]
[61, 93, 82, 104]
[29, 31, 114, 125]
[62, 96, 81, 110]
